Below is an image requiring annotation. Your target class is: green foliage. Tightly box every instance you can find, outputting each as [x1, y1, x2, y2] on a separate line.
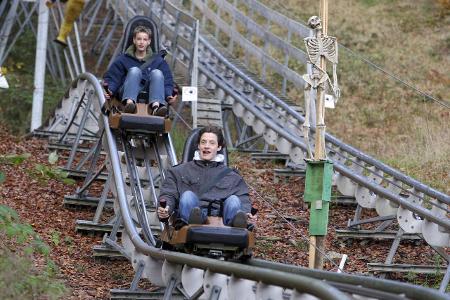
[0, 172, 5, 184]
[0, 153, 31, 165]
[0, 205, 67, 299]
[64, 235, 74, 245]
[405, 271, 417, 282]
[0, 26, 66, 134]
[292, 239, 309, 251]
[24, 152, 75, 185]
[358, 0, 379, 7]
[111, 272, 125, 281]
[74, 263, 87, 274]
[50, 230, 61, 246]
[256, 239, 275, 252]
[29, 164, 75, 185]
[170, 126, 189, 159]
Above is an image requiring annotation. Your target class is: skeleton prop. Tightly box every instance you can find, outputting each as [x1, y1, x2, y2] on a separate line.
[302, 16, 340, 159]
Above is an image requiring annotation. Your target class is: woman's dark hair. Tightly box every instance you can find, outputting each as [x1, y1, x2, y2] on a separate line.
[133, 25, 152, 39]
[197, 126, 225, 148]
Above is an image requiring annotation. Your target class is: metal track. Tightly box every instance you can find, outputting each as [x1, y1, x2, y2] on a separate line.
[68, 70, 443, 300]
[194, 33, 450, 243]
[31, 0, 449, 298]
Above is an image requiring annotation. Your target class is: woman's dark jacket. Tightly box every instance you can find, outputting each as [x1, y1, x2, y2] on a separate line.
[103, 45, 174, 99]
[159, 160, 251, 215]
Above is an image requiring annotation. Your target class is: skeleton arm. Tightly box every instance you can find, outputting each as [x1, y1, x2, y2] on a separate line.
[324, 37, 340, 99]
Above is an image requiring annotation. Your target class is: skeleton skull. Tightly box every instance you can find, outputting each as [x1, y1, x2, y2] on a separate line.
[307, 16, 322, 30]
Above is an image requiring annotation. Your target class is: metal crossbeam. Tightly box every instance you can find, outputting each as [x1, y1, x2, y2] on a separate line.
[251, 152, 289, 161]
[92, 244, 124, 259]
[48, 142, 106, 155]
[75, 220, 124, 234]
[273, 168, 306, 183]
[335, 229, 421, 240]
[110, 289, 184, 300]
[62, 168, 108, 180]
[63, 195, 114, 207]
[368, 263, 448, 274]
[33, 129, 97, 141]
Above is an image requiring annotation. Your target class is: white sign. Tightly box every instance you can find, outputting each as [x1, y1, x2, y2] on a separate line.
[0, 71, 9, 89]
[324, 94, 335, 109]
[182, 86, 198, 102]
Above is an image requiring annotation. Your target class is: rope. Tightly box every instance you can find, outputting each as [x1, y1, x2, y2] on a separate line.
[260, 1, 450, 109]
[339, 45, 450, 109]
[247, 183, 345, 273]
[170, 106, 193, 130]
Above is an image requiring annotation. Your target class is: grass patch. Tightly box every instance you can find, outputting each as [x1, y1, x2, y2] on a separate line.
[23, 151, 76, 185]
[169, 125, 190, 160]
[0, 153, 31, 165]
[194, 0, 449, 194]
[27, 163, 76, 185]
[0, 205, 68, 299]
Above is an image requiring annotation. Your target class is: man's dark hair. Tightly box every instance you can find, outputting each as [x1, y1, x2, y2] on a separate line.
[198, 126, 225, 148]
[133, 25, 152, 39]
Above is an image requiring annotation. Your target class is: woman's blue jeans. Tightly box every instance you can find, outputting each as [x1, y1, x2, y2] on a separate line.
[178, 191, 242, 226]
[120, 67, 166, 106]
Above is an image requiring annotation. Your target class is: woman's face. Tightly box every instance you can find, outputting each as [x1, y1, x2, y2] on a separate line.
[133, 32, 150, 52]
[198, 132, 222, 161]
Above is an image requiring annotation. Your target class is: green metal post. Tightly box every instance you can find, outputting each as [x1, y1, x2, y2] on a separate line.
[304, 160, 333, 236]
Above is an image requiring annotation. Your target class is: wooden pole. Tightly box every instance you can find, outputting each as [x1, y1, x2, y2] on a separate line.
[308, 0, 328, 270]
[314, 0, 328, 160]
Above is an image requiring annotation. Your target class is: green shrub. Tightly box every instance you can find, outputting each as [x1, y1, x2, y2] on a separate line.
[0, 26, 66, 134]
[0, 205, 67, 299]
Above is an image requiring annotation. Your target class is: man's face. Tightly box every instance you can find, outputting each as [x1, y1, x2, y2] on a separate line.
[133, 32, 150, 52]
[198, 132, 222, 161]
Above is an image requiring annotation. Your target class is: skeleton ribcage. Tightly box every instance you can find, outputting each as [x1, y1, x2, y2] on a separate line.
[304, 36, 338, 66]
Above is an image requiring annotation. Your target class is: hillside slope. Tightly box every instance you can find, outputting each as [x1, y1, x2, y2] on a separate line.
[261, 0, 450, 193]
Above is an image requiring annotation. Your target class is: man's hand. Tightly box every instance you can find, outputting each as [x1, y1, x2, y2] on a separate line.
[246, 213, 257, 224]
[158, 205, 170, 220]
[166, 95, 177, 106]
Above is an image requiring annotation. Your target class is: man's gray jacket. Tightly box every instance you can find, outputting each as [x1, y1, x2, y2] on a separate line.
[159, 160, 251, 215]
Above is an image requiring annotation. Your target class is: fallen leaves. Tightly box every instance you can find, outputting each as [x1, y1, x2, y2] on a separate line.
[0, 126, 443, 297]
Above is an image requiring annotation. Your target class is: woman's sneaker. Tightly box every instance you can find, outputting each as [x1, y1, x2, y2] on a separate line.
[152, 105, 167, 117]
[188, 207, 203, 225]
[231, 211, 247, 228]
[123, 101, 136, 113]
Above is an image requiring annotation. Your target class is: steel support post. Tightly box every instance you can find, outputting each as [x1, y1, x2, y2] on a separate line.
[130, 261, 145, 291]
[93, 172, 112, 223]
[349, 204, 363, 229]
[208, 286, 221, 300]
[439, 263, 450, 293]
[191, 20, 199, 128]
[108, 212, 122, 242]
[379, 228, 404, 279]
[31, 0, 49, 131]
[0, 0, 19, 65]
[65, 93, 93, 168]
[163, 276, 178, 300]
[121, 133, 156, 246]
[58, 93, 85, 143]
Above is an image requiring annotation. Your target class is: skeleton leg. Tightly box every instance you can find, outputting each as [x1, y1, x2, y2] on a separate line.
[302, 83, 314, 159]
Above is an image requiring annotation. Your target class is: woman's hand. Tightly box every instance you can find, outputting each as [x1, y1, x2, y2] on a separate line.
[246, 213, 257, 224]
[158, 205, 170, 219]
[166, 95, 177, 105]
